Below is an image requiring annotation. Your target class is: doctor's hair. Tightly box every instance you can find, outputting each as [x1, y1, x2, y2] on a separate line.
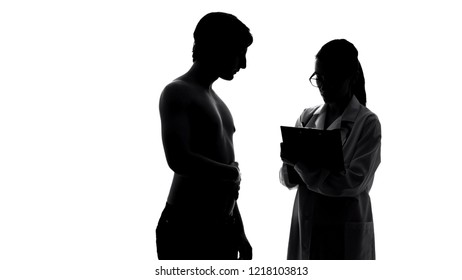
[192, 12, 253, 62]
[316, 39, 367, 106]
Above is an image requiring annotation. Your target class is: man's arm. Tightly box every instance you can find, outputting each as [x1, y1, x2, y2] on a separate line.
[233, 203, 252, 260]
[159, 82, 240, 182]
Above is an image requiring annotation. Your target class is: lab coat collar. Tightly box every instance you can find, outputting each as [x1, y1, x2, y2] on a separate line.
[310, 96, 362, 140]
[341, 95, 362, 123]
[314, 95, 361, 122]
[313, 95, 361, 122]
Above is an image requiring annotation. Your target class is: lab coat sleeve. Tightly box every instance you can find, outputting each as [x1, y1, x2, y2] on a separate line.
[279, 163, 299, 189]
[294, 114, 381, 197]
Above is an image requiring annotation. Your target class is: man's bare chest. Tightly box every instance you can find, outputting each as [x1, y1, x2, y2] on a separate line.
[189, 94, 235, 135]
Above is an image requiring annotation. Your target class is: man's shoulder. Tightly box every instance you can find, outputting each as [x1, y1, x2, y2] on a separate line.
[160, 79, 200, 106]
[160, 79, 215, 115]
[162, 79, 192, 97]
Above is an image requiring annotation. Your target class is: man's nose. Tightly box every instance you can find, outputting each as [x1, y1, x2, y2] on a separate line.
[240, 57, 246, 69]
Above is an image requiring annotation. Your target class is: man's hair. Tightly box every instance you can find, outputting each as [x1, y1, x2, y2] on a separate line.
[192, 12, 253, 62]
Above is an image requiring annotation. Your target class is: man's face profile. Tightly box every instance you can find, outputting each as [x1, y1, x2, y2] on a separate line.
[216, 47, 248, 81]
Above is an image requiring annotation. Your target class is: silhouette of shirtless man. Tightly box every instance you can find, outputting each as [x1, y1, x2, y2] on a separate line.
[156, 12, 253, 260]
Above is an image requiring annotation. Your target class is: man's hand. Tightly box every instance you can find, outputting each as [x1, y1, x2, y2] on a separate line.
[230, 161, 241, 184]
[230, 162, 241, 199]
[238, 233, 252, 260]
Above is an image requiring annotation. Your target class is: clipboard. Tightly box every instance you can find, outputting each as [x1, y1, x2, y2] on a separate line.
[280, 126, 344, 171]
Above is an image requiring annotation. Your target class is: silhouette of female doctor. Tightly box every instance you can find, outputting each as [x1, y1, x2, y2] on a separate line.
[280, 39, 381, 260]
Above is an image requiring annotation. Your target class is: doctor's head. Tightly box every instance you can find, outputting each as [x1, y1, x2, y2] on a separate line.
[309, 39, 366, 106]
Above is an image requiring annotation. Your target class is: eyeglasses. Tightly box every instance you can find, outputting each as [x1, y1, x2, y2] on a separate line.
[309, 73, 322, 88]
[309, 72, 347, 87]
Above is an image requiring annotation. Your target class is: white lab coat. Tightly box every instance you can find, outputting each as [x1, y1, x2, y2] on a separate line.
[280, 96, 381, 259]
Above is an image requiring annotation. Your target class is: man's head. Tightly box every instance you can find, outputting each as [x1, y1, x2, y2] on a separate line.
[192, 12, 253, 80]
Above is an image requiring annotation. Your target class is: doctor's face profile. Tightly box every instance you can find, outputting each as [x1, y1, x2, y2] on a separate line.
[311, 59, 352, 104]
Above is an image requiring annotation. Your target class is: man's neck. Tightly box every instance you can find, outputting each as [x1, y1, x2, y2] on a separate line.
[186, 61, 218, 90]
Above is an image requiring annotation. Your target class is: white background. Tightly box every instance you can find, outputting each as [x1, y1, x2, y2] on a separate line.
[1, 0, 461, 279]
